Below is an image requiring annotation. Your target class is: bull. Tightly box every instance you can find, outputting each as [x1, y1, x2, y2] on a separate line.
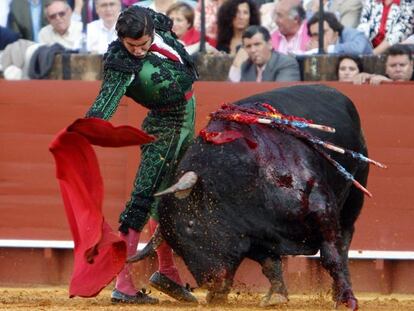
[130, 85, 376, 310]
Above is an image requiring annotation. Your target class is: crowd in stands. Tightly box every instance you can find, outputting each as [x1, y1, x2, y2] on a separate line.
[0, 0, 413, 83]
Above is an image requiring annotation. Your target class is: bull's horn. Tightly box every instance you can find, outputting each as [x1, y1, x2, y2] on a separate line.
[127, 225, 164, 263]
[154, 171, 198, 197]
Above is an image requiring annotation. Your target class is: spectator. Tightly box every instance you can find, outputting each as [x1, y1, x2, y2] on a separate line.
[251, 0, 272, 8]
[402, 34, 414, 45]
[357, 0, 414, 55]
[306, 0, 362, 28]
[0, 26, 20, 50]
[39, 0, 83, 50]
[8, 0, 48, 42]
[271, 0, 310, 55]
[69, 0, 99, 23]
[228, 25, 300, 81]
[306, 12, 373, 55]
[87, 0, 121, 54]
[134, 0, 195, 15]
[166, 2, 217, 54]
[216, 0, 260, 55]
[336, 54, 363, 82]
[1, 39, 43, 80]
[0, 0, 12, 27]
[193, 0, 226, 40]
[353, 44, 414, 84]
[259, 0, 278, 33]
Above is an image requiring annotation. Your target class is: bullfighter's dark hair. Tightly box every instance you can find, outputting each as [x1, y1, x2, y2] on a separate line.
[386, 44, 413, 61]
[242, 25, 271, 42]
[307, 11, 344, 37]
[216, 0, 260, 53]
[336, 55, 364, 77]
[116, 6, 154, 39]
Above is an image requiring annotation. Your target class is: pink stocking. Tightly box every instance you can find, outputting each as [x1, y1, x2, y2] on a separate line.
[149, 219, 183, 286]
[115, 228, 140, 295]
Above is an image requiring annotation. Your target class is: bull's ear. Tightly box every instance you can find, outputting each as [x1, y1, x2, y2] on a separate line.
[154, 171, 198, 198]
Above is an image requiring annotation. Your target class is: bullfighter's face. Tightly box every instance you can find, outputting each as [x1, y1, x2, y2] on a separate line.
[122, 35, 153, 58]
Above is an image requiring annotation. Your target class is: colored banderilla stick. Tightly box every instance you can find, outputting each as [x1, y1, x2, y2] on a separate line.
[219, 103, 336, 133]
[266, 121, 374, 198]
[213, 104, 386, 168]
[209, 103, 387, 197]
[256, 118, 336, 133]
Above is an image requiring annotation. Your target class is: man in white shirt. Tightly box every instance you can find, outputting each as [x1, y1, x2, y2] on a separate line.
[39, 0, 83, 49]
[87, 0, 122, 54]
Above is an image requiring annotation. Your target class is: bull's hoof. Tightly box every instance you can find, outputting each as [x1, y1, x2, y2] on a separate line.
[335, 288, 358, 311]
[345, 298, 358, 311]
[335, 297, 358, 311]
[259, 293, 288, 307]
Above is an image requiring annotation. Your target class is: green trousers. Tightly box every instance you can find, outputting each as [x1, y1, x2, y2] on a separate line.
[119, 97, 195, 233]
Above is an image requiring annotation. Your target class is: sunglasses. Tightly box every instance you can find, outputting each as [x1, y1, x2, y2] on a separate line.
[48, 10, 67, 20]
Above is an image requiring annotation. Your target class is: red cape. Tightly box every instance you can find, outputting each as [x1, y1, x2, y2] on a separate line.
[49, 118, 155, 298]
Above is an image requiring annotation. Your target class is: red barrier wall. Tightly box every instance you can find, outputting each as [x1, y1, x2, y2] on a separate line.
[0, 80, 413, 292]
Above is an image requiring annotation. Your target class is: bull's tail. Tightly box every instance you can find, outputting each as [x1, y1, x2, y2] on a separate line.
[127, 226, 164, 263]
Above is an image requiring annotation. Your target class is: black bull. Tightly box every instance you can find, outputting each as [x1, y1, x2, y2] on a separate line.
[135, 85, 370, 309]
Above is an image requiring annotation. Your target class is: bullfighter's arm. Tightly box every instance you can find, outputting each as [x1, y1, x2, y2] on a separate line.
[85, 69, 134, 120]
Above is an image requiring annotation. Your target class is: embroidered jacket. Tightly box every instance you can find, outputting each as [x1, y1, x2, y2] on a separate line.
[85, 9, 197, 126]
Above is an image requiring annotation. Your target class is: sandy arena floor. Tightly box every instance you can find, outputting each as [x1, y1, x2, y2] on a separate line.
[1, 287, 414, 310]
